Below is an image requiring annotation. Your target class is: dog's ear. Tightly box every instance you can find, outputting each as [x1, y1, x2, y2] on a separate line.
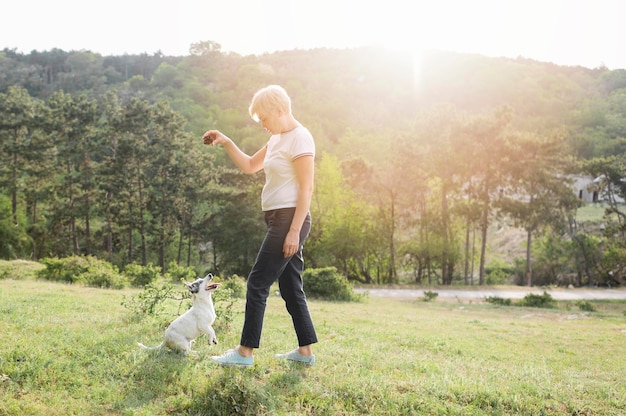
[185, 281, 200, 293]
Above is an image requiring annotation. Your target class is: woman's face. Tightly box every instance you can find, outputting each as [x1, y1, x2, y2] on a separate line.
[257, 109, 282, 134]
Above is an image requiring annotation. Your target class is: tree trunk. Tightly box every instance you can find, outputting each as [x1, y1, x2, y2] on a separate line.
[85, 192, 91, 254]
[441, 184, 452, 284]
[137, 174, 147, 265]
[11, 150, 18, 225]
[83, 153, 92, 254]
[464, 218, 470, 285]
[177, 226, 184, 265]
[388, 196, 396, 283]
[470, 227, 476, 285]
[186, 220, 193, 268]
[127, 199, 134, 264]
[158, 211, 165, 271]
[525, 229, 532, 286]
[479, 207, 488, 285]
[68, 161, 78, 254]
[106, 192, 113, 262]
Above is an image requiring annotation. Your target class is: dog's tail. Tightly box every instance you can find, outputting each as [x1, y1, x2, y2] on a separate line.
[137, 342, 164, 351]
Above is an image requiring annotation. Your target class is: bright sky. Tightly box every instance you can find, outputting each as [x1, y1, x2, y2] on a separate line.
[2, 0, 625, 69]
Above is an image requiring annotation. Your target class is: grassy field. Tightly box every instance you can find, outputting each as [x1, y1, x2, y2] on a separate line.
[1, 268, 625, 415]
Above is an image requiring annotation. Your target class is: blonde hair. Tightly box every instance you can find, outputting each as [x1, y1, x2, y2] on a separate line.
[248, 85, 292, 122]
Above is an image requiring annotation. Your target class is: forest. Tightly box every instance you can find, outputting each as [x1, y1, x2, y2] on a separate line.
[2, 41, 626, 287]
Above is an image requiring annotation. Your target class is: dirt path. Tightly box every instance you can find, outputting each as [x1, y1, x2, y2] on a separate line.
[354, 287, 626, 301]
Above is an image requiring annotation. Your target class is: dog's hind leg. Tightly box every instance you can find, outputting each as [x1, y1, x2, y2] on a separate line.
[164, 333, 192, 354]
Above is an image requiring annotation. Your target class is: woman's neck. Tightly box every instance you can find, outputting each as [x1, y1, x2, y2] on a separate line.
[279, 116, 300, 134]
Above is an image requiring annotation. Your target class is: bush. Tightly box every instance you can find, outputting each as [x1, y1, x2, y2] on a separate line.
[37, 255, 128, 289]
[577, 300, 596, 312]
[302, 267, 360, 301]
[484, 260, 514, 285]
[123, 263, 162, 287]
[83, 261, 128, 289]
[38, 256, 85, 284]
[422, 290, 438, 301]
[122, 281, 177, 316]
[211, 285, 239, 331]
[164, 261, 196, 283]
[518, 291, 556, 308]
[121, 277, 240, 331]
[220, 274, 246, 298]
[485, 296, 512, 306]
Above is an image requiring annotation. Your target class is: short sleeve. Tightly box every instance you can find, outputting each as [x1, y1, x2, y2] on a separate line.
[289, 128, 315, 161]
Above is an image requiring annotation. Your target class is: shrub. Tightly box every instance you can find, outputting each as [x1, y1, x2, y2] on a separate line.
[302, 267, 360, 301]
[37, 256, 128, 289]
[122, 281, 176, 316]
[164, 261, 196, 283]
[83, 261, 127, 289]
[123, 263, 162, 287]
[485, 296, 512, 306]
[211, 285, 239, 331]
[220, 274, 246, 298]
[422, 290, 438, 301]
[518, 291, 556, 308]
[38, 256, 86, 284]
[484, 260, 515, 285]
[121, 278, 240, 331]
[577, 300, 596, 312]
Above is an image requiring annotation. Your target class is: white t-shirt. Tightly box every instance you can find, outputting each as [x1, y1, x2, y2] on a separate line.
[261, 125, 315, 211]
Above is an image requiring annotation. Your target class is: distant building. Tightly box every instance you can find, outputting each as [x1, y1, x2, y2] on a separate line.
[571, 174, 624, 204]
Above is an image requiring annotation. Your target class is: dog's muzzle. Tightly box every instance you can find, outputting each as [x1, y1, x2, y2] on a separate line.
[204, 273, 220, 291]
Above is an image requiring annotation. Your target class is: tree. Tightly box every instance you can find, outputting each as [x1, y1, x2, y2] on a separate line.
[199, 170, 265, 276]
[46, 91, 100, 255]
[96, 91, 125, 263]
[582, 155, 626, 285]
[311, 155, 380, 283]
[459, 107, 514, 285]
[144, 100, 189, 270]
[0, 194, 29, 258]
[117, 97, 153, 265]
[0, 86, 39, 226]
[189, 41, 222, 56]
[499, 130, 580, 286]
[424, 111, 462, 285]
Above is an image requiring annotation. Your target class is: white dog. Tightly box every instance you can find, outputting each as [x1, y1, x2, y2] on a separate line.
[138, 273, 219, 355]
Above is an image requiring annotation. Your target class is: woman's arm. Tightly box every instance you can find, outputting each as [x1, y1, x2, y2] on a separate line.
[203, 129, 266, 174]
[283, 155, 314, 258]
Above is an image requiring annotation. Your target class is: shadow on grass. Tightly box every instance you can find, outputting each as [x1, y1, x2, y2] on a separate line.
[119, 348, 194, 410]
[186, 364, 310, 415]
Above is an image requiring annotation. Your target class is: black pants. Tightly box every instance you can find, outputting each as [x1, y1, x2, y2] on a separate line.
[240, 208, 318, 349]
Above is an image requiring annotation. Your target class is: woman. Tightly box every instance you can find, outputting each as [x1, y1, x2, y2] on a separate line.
[202, 85, 318, 366]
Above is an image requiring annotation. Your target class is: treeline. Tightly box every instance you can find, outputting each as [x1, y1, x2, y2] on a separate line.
[2, 42, 626, 286]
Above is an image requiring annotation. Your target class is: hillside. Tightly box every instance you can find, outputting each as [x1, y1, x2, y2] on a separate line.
[2, 44, 626, 287]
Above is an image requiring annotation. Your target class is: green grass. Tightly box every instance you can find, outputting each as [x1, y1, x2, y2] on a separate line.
[1, 275, 625, 415]
[576, 203, 608, 223]
[0, 259, 45, 280]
